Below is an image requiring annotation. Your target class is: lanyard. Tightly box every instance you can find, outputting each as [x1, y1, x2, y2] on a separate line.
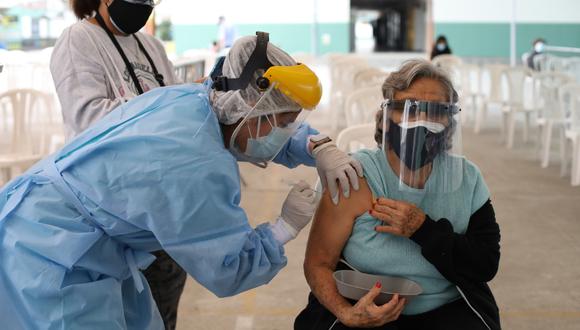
[94, 12, 165, 95]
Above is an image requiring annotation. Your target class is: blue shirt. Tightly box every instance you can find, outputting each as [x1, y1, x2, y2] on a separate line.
[343, 148, 490, 314]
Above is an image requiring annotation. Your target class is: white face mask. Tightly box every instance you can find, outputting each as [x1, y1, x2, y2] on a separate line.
[436, 43, 446, 51]
[534, 42, 545, 53]
[399, 120, 446, 133]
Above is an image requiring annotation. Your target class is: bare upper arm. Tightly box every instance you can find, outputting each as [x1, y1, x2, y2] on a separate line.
[305, 178, 374, 271]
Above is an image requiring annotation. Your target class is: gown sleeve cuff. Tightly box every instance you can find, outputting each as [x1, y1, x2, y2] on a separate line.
[268, 217, 298, 245]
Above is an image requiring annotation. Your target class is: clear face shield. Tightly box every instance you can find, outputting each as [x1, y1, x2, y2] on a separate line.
[229, 83, 311, 168]
[381, 99, 463, 193]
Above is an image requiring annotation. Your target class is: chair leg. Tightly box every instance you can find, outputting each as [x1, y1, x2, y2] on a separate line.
[523, 113, 530, 143]
[474, 101, 484, 134]
[500, 110, 507, 142]
[541, 122, 553, 168]
[572, 140, 580, 186]
[560, 130, 568, 177]
[507, 113, 516, 149]
[536, 124, 543, 157]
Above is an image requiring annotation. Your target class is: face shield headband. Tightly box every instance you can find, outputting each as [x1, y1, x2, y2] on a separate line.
[211, 31, 274, 92]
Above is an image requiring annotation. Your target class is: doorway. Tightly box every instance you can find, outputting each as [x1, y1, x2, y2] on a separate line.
[351, 0, 428, 53]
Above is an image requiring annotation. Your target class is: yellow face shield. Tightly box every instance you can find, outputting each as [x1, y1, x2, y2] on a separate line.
[261, 63, 323, 110]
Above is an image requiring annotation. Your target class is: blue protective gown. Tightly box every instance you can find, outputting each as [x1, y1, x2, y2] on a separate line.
[0, 83, 317, 329]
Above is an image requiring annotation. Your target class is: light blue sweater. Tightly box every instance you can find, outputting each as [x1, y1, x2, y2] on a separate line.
[343, 148, 490, 315]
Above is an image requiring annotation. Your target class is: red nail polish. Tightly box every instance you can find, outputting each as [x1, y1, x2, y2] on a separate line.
[375, 281, 382, 288]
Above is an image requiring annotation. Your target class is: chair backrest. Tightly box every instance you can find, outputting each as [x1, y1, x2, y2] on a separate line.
[329, 57, 367, 99]
[0, 89, 55, 156]
[344, 85, 383, 127]
[336, 123, 377, 153]
[432, 54, 463, 68]
[565, 58, 580, 83]
[501, 66, 534, 107]
[535, 72, 574, 119]
[533, 53, 549, 71]
[546, 55, 568, 72]
[432, 55, 463, 87]
[558, 83, 580, 128]
[458, 63, 481, 96]
[334, 59, 368, 92]
[353, 68, 389, 88]
[481, 64, 509, 102]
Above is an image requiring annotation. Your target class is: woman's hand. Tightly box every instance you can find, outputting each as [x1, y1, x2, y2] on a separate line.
[371, 198, 426, 237]
[338, 282, 406, 328]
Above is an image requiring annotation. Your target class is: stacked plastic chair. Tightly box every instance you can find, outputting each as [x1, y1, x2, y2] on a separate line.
[534, 72, 574, 167]
[336, 123, 377, 154]
[328, 55, 369, 133]
[558, 83, 580, 185]
[353, 68, 389, 88]
[477, 64, 509, 134]
[0, 89, 56, 184]
[432, 54, 464, 88]
[501, 66, 536, 149]
[457, 63, 484, 129]
[343, 84, 383, 127]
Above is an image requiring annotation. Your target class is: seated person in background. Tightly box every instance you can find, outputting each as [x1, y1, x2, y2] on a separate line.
[527, 38, 546, 70]
[295, 59, 501, 330]
[430, 35, 452, 60]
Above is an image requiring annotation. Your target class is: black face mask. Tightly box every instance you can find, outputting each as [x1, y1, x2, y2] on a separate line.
[387, 119, 448, 171]
[108, 0, 153, 35]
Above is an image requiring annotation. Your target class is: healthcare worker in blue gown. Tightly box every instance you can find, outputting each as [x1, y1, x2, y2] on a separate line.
[0, 32, 363, 329]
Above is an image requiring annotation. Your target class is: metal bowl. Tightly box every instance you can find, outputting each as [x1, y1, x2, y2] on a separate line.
[333, 270, 423, 305]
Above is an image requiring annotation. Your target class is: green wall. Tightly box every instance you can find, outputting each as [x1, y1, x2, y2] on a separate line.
[173, 23, 349, 55]
[435, 23, 580, 59]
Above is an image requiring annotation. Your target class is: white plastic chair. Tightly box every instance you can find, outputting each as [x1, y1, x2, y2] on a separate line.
[343, 85, 383, 127]
[501, 66, 535, 149]
[478, 64, 509, 134]
[534, 72, 574, 167]
[0, 89, 55, 184]
[336, 123, 377, 153]
[559, 83, 580, 185]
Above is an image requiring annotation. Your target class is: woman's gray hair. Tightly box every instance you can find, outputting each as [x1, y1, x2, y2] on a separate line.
[375, 59, 459, 145]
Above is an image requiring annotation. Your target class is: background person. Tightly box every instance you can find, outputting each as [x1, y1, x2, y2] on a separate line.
[50, 1, 184, 328]
[430, 35, 452, 60]
[217, 16, 238, 53]
[527, 38, 546, 70]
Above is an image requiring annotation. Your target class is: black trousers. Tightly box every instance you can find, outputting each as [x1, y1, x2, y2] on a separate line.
[143, 250, 188, 330]
[295, 293, 489, 330]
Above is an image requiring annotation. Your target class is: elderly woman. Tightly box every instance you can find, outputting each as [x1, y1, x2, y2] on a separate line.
[295, 59, 501, 330]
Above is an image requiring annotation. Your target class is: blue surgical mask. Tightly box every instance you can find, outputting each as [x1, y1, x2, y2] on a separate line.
[436, 43, 446, 51]
[245, 127, 291, 160]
